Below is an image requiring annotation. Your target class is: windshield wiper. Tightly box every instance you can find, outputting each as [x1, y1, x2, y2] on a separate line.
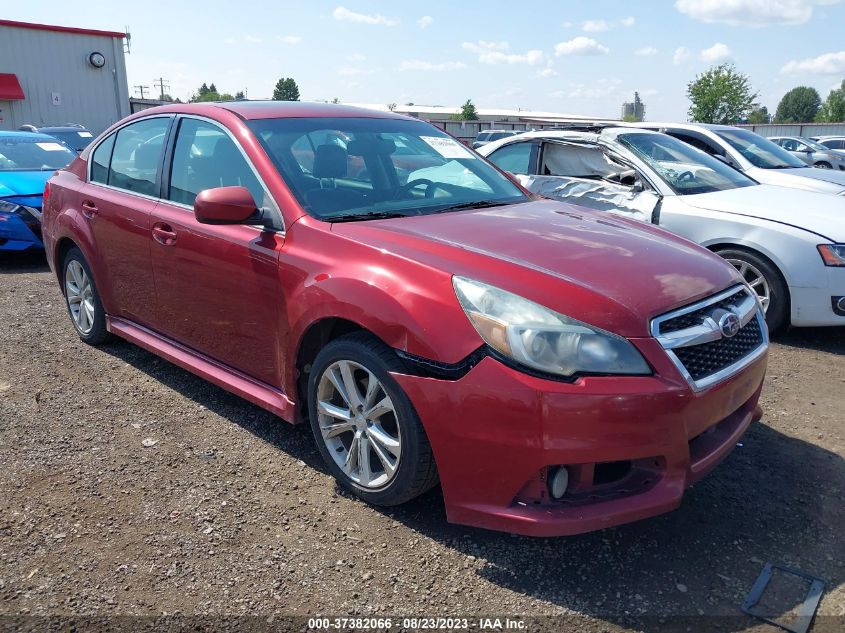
[430, 199, 512, 214]
[326, 210, 412, 223]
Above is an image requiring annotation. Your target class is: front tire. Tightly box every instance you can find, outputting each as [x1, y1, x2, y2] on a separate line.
[815, 162, 832, 169]
[307, 332, 438, 506]
[717, 247, 789, 333]
[62, 247, 111, 345]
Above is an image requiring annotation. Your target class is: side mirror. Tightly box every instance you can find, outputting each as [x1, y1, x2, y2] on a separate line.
[194, 186, 263, 225]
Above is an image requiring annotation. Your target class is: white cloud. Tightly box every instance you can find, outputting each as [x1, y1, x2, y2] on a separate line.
[398, 60, 466, 71]
[673, 46, 691, 65]
[621, 16, 636, 27]
[700, 42, 733, 62]
[562, 21, 573, 27]
[636, 46, 659, 56]
[347, 53, 366, 62]
[244, 35, 262, 43]
[554, 37, 609, 56]
[279, 35, 302, 44]
[782, 50, 845, 74]
[537, 67, 557, 77]
[582, 19, 609, 32]
[463, 41, 544, 65]
[332, 6, 399, 26]
[417, 15, 433, 29]
[675, 0, 841, 27]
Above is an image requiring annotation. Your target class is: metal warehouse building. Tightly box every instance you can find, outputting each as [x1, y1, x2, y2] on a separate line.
[0, 19, 130, 134]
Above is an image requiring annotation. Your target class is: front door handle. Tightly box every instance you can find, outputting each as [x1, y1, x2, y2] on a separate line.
[81, 200, 98, 219]
[152, 224, 177, 246]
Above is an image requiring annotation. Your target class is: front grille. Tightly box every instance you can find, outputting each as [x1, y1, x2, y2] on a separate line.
[673, 318, 763, 380]
[659, 289, 746, 334]
[651, 285, 767, 390]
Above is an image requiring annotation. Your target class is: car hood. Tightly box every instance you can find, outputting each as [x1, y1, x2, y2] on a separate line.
[681, 184, 845, 242]
[0, 170, 52, 199]
[331, 199, 740, 337]
[747, 166, 845, 193]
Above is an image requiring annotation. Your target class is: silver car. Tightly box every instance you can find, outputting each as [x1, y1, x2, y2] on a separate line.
[812, 136, 845, 156]
[769, 136, 845, 170]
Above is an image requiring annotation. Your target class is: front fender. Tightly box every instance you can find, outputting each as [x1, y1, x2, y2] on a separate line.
[283, 270, 482, 398]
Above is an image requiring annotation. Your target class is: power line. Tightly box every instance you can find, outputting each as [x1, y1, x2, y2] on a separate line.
[154, 77, 170, 100]
[133, 84, 150, 99]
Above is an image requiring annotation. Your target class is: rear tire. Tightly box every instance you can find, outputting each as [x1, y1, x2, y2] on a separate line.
[716, 247, 789, 333]
[307, 332, 438, 506]
[815, 162, 832, 169]
[62, 247, 111, 345]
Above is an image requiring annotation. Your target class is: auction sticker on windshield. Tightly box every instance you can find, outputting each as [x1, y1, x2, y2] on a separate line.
[36, 142, 66, 151]
[421, 136, 475, 159]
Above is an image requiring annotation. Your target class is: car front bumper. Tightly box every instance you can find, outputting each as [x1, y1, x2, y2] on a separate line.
[392, 337, 767, 537]
[790, 266, 845, 326]
[0, 210, 43, 251]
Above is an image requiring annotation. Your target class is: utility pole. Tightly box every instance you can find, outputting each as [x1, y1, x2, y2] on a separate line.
[154, 77, 170, 101]
[134, 84, 150, 99]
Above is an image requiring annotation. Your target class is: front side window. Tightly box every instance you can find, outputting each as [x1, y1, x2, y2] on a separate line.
[488, 142, 534, 175]
[168, 118, 264, 207]
[0, 136, 75, 171]
[715, 129, 805, 169]
[249, 117, 526, 221]
[617, 132, 757, 195]
[107, 117, 171, 196]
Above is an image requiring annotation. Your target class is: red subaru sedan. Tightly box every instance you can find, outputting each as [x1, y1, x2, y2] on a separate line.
[42, 103, 768, 536]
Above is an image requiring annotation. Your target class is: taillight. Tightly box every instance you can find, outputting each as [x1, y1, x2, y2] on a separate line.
[42, 181, 51, 212]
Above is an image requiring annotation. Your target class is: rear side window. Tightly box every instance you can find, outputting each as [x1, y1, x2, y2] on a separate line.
[822, 139, 844, 150]
[90, 134, 115, 184]
[107, 118, 170, 196]
[488, 142, 534, 175]
[167, 118, 264, 207]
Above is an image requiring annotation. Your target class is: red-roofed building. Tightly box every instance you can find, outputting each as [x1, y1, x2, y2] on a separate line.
[0, 19, 129, 134]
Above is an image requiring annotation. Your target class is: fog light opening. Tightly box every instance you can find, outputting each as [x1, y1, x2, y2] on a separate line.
[549, 466, 570, 500]
[837, 297, 845, 312]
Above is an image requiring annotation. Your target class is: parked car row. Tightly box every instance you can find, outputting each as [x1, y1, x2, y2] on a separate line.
[480, 124, 845, 332]
[9, 102, 840, 537]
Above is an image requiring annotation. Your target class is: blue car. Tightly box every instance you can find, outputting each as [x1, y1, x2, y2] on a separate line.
[0, 131, 76, 251]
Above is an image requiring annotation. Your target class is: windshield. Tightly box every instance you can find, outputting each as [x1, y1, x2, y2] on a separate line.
[249, 117, 527, 221]
[617, 132, 757, 195]
[800, 138, 830, 152]
[45, 130, 93, 152]
[716, 129, 805, 169]
[0, 137, 76, 171]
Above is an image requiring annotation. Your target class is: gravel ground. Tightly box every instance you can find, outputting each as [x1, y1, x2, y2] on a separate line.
[1, 250, 843, 632]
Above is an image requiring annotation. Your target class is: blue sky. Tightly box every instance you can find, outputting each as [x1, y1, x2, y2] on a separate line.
[7, 1, 845, 119]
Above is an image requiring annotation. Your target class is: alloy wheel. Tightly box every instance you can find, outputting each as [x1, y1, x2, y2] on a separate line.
[727, 257, 770, 313]
[65, 260, 95, 334]
[315, 359, 401, 489]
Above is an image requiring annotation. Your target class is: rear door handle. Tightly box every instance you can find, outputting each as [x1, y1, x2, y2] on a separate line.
[152, 224, 177, 246]
[81, 200, 98, 219]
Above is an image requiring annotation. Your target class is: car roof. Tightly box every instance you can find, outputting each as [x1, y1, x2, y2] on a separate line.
[479, 127, 662, 154]
[0, 131, 59, 141]
[37, 125, 90, 132]
[631, 121, 737, 132]
[131, 101, 412, 121]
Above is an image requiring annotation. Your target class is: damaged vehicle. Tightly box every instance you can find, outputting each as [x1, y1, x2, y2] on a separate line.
[480, 128, 845, 332]
[44, 102, 769, 536]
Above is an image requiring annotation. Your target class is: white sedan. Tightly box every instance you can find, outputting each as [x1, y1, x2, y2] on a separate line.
[479, 128, 845, 331]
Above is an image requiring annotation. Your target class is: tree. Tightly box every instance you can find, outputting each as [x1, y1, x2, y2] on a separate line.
[387, 102, 397, 111]
[190, 82, 235, 103]
[452, 99, 479, 121]
[622, 113, 640, 123]
[774, 86, 821, 123]
[273, 77, 300, 101]
[234, 90, 246, 100]
[747, 104, 770, 124]
[687, 63, 757, 124]
[816, 80, 845, 122]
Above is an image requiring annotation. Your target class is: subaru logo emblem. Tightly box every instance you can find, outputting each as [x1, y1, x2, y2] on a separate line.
[719, 313, 741, 338]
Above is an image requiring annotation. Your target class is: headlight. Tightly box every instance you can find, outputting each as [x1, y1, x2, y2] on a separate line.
[818, 244, 845, 267]
[453, 276, 651, 377]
